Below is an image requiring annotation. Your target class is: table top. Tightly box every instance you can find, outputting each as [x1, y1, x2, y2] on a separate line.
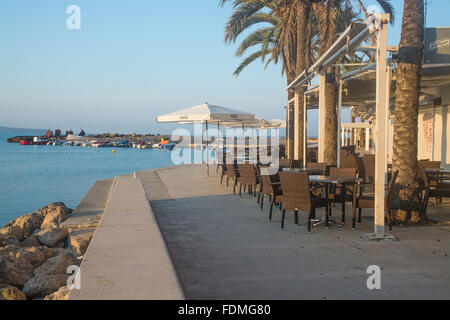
[309, 175, 356, 184]
[281, 168, 323, 174]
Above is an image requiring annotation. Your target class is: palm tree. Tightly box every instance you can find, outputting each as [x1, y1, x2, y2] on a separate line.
[392, 0, 425, 223]
[310, 0, 394, 165]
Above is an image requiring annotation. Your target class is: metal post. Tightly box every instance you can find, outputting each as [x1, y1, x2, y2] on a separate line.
[206, 121, 209, 176]
[337, 80, 343, 168]
[372, 14, 391, 239]
[318, 73, 326, 163]
[294, 90, 301, 160]
[303, 94, 307, 168]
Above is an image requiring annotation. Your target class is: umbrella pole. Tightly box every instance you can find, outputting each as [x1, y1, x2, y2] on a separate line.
[206, 121, 209, 176]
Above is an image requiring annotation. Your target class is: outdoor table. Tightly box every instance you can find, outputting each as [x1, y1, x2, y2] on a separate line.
[308, 175, 357, 228]
[281, 168, 323, 175]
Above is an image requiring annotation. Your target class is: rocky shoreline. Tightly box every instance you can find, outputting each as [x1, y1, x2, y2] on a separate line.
[0, 202, 97, 300]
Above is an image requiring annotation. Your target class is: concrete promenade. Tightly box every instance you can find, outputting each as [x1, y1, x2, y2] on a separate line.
[69, 164, 450, 300]
[69, 174, 183, 300]
[143, 165, 450, 300]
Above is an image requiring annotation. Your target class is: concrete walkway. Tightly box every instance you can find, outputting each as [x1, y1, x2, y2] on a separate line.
[142, 164, 450, 300]
[69, 175, 183, 300]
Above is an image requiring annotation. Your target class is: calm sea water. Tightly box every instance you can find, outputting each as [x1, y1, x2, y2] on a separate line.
[0, 127, 177, 226]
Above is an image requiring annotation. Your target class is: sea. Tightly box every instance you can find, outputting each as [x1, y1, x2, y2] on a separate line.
[0, 126, 177, 226]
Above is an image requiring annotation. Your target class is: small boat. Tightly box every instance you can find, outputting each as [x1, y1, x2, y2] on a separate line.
[20, 140, 33, 145]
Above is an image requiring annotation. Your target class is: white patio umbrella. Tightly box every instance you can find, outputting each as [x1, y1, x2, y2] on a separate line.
[156, 102, 255, 176]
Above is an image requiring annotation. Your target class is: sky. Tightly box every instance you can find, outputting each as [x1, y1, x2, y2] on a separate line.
[1, 0, 450, 136]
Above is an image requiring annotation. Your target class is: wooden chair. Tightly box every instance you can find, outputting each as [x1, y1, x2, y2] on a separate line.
[279, 172, 328, 232]
[307, 162, 327, 175]
[328, 167, 357, 223]
[278, 158, 291, 169]
[352, 171, 399, 230]
[224, 163, 239, 194]
[258, 173, 283, 220]
[419, 166, 450, 213]
[237, 164, 260, 197]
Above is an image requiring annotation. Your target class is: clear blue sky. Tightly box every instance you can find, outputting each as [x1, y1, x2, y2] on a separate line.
[1, 0, 449, 135]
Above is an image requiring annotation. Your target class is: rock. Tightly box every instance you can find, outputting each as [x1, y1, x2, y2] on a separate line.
[44, 286, 70, 300]
[0, 225, 24, 242]
[22, 274, 68, 299]
[67, 228, 95, 256]
[14, 246, 55, 266]
[35, 202, 67, 217]
[38, 227, 68, 247]
[20, 235, 40, 248]
[0, 255, 34, 287]
[41, 206, 69, 230]
[34, 254, 74, 276]
[54, 248, 78, 259]
[0, 286, 27, 300]
[2, 236, 20, 246]
[12, 214, 43, 238]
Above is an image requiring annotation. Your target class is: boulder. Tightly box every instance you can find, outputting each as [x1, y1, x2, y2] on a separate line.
[20, 235, 40, 248]
[44, 286, 70, 300]
[0, 255, 34, 287]
[12, 214, 43, 238]
[22, 274, 68, 299]
[0, 225, 24, 242]
[2, 236, 20, 246]
[14, 246, 55, 266]
[35, 202, 68, 217]
[41, 206, 69, 230]
[0, 286, 27, 300]
[38, 227, 68, 247]
[33, 254, 74, 276]
[67, 228, 95, 256]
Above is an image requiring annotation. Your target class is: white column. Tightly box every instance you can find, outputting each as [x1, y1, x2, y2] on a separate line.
[373, 15, 389, 238]
[337, 80, 343, 168]
[342, 128, 345, 147]
[303, 94, 307, 168]
[318, 73, 326, 163]
[294, 90, 301, 160]
[365, 128, 370, 152]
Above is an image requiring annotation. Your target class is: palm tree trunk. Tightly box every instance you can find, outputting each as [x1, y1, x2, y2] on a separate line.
[294, 2, 310, 161]
[287, 75, 295, 159]
[323, 67, 337, 166]
[392, 0, 425, 223]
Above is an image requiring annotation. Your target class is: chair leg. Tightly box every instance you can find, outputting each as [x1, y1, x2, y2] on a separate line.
[341, 201, 345, 223]
[358, 208, 362, 223]
[308, 210, 312, 233]
[239, 184, 242, 196]
[269, 201, 274, 220]
[257, 191, 261, 204]
[325, 205, 329, 227]
[388, 209, 392, 232]
[260, 194, 264, 210]
[281, 209, 286, 229]
[294, 210, 299, 225]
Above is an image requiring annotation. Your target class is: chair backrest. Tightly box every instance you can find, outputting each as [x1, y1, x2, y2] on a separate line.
[260, 173, 279, 195]
[291, 159, 303, 168]
[307, 162, 327, 174]
[329, 167, 357, 178]
[363, 154, 375, 184]
[307, 148, 318, 163]
[386, 170, 399, 210]
[237, 164, 257, 184]
[225, 164, 236, 177]
[340, 155, 358, 169]
[420, 160, 441, 170]
[418, 165, 430, 189]
[279, 172, 311, 211]
[279, 158, 291, 169]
